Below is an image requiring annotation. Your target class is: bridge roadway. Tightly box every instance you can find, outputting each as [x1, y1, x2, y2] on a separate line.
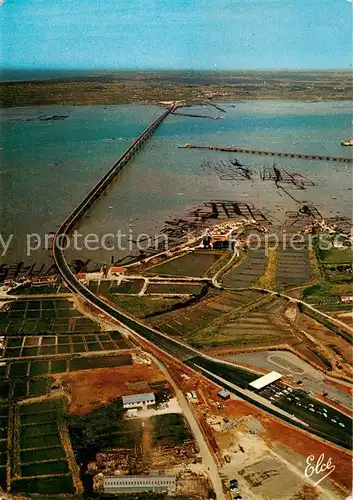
[53, 107, 352, 452]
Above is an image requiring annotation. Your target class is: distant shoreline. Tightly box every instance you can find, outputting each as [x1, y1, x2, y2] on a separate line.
[1, 71, 351, 107]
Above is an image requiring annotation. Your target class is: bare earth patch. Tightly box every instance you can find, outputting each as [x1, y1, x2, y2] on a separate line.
[54, 364, 166, 415]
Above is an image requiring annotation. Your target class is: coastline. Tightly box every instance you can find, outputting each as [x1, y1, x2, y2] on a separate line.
[1, 70, 352, 107]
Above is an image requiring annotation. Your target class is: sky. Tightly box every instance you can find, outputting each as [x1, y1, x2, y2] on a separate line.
[0, 0, 352, 71]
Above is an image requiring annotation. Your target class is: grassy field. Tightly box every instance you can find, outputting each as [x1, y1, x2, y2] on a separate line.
[320, 247, 352, 264]
[256, 247, 278, 289]
[109, 295, 185, 318]
[302, 282, 353, 308]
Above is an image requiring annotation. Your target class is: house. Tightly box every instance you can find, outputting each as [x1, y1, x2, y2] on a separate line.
[110, 266, 127, 276]
[340, 294, 353, 303]
[122, 392, 155, 409]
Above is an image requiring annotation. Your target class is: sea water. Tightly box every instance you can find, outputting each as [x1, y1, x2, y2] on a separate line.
[0, 101, 351, 266]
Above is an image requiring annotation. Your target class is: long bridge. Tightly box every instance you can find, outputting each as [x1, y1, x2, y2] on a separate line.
[56, 105, 177, 228]
[53, 107, 352, 452]
[179, 143, 353, 163]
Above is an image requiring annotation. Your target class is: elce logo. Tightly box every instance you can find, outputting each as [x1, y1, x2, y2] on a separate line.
[305, 453, 335, 486]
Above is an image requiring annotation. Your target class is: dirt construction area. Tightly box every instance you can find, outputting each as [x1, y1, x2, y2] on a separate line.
[215, 399, 352, 499]
[54, 362, 166, 414]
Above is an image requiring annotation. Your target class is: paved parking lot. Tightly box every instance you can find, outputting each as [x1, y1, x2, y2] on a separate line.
[227, 350, 352, 410]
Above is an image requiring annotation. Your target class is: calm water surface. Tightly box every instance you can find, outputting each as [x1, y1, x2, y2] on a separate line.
[0, 101, 351, 265]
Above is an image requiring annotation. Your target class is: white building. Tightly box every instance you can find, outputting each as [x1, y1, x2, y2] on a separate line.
[249, 371, 282, 391]
[103, 475, 176, 494]
[122, 392, 155, 409]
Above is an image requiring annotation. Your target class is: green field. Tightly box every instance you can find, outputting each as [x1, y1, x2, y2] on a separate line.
[21, 422, 58, 437]
[10, 363, 28, 377]
[21, 411, 60, 426]
[110, 295, 186, 318]
[21, 459, 69, 477]
[28, 378, 51, 397]
[320, 247, 352, 264]
[20, 446, 65, 463]
[11, 475, 75, 494]
[69, 354, 132, 372]
[30, 361, 50, 376]
[19, 398, 64, 415]
[20, 433, 62, 450]
[302, 282, 353, 307]
[50, 359, 68, 373]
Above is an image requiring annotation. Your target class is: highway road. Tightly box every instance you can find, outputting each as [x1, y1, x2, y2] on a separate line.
[53, 107, 352, 453]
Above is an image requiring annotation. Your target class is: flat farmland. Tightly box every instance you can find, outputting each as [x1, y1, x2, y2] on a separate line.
[21, 460, 69, 477]
[0, 299, 100, 336]
[195, 307, 294, 349]
[10, 475, 75, 494]
[108, 295, 185, 318]
[222, 249, 267, 288]
[12, 398, 75, 495]
[20, 432, 61, 450]
[276, 246, 310, 287]
[150, 289, 264, 347]
[145, 283, 203, 295]
[320, 247, 352, 264]
[7, 353, 133, 385]
[11, 283, 68, 295]
[145, 251, 222, 277]
[4, 330, 131, 360]
[20, 446, 65, 463]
